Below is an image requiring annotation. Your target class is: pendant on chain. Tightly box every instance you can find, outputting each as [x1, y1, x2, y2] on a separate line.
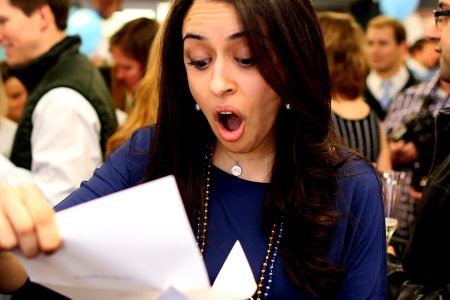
[230, 162, 242, 177]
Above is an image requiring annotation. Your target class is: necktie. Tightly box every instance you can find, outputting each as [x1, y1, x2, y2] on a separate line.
[380, 80, 393, 109]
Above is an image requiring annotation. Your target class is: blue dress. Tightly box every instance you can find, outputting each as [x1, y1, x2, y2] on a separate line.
[52, 126, 386, 299]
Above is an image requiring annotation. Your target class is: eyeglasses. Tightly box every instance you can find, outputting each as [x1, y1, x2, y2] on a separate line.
[434, 9, 450, 29]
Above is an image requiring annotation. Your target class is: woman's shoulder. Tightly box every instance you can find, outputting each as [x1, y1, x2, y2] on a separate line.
[116, 125, 155, 184]
[56, 125, 156, 211]
[335, 157, 382, 205]
[126, 124, 155, 154]
[336, 156, 377, 180]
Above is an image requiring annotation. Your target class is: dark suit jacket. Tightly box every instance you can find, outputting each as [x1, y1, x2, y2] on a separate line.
[364, 69, 419, 120]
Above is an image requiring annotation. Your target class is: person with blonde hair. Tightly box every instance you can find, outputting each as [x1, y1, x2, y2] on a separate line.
[106, 26, 162, 154]
[319, 11, 392, 172]
[109, 18, 159, 115]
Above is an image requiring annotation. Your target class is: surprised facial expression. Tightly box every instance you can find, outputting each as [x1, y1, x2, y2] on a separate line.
[182, 0, 282, 155]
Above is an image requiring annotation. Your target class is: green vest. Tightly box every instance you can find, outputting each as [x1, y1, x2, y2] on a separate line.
[10, 36, 117, 170]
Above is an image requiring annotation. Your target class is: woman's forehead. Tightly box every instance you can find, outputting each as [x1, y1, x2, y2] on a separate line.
[182, 0, 241, 34]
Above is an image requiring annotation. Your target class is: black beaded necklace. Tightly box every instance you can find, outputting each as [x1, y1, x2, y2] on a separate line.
[195, 147, 284, 299]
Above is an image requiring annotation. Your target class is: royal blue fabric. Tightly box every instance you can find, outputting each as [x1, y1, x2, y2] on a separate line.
[55, 126, 387, 299]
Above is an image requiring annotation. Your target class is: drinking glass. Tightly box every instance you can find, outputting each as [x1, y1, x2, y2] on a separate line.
[380, 170, 407, 245]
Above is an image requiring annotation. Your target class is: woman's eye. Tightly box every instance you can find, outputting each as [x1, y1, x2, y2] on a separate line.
[237, 57, 253, 66]
[187, 59, 210, 69]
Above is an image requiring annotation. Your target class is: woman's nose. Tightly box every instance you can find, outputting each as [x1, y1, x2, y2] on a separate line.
[209, 59, 236, 96]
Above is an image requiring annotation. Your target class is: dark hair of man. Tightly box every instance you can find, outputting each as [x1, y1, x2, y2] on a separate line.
[110, 18, 160, 73]
[367, 15, 407, 45]
[319, 12, 369, 100]
[409, 38, 427, 53]
[10, 0, 70, 30]
[143, 0, 349, 296]
[409, 38, 436, 57]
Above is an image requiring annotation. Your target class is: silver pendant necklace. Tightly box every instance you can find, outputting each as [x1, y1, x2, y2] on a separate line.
[220, 146, 242, 177]
[230, 163, 242, 177]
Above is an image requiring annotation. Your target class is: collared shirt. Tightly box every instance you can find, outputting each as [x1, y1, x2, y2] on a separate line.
[31, 87, 102, 206]
[385, 72, 450, 134]
[384, 72, 450, 242]
[407, 58, 439, 82]
[367, 65, 411, 107]
[0, 117, 17, 158]
[0, 153, 32, 184]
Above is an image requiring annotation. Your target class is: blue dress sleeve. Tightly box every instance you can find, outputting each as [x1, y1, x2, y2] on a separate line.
[54, 126, 154, 211]
[332, 159, 387, 299]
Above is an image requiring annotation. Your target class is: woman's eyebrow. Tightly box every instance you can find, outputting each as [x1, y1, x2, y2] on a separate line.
[183, 31, 246, 42]
[228, 31, 246, 41]
[183, 33, 205, 41]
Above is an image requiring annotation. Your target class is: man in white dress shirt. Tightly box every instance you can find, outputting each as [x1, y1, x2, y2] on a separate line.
[364, 15, 419, 120]
[0, 0, 117, 206]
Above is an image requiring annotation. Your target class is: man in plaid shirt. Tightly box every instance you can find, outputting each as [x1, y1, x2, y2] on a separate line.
[385, 73, 450, 134]
[384, 71, 450, 254]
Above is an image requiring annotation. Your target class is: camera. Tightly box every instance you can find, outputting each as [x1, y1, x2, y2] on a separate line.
[392, 99, 436, 192]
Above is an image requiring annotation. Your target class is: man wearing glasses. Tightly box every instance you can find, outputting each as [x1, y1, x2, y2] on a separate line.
[389, 1, 450, 297]
[384, 3, 450, 257]
[431, 3, 450, 81]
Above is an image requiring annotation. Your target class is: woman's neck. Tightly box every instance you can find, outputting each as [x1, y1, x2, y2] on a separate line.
[212, 143, 275, 183]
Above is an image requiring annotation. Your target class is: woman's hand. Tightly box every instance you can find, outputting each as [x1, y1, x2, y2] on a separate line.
[0, 184, 61, 257]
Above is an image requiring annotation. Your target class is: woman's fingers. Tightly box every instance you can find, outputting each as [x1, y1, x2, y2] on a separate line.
[17, 233, 39, 258]
[0, 184, 61, 257]
[20, 185, 61, 254]
[0, 184, 35, 254]
[0, 207, 18, 249]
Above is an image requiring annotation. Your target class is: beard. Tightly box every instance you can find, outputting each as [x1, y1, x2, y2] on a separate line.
[439, 55, 450, 83]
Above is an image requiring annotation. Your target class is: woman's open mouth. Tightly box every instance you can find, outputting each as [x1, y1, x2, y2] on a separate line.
[219, 111, 242, 131]
[217, 111, 245, 142]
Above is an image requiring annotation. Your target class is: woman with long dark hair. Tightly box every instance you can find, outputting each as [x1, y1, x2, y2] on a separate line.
[0, 0, 386, 298]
